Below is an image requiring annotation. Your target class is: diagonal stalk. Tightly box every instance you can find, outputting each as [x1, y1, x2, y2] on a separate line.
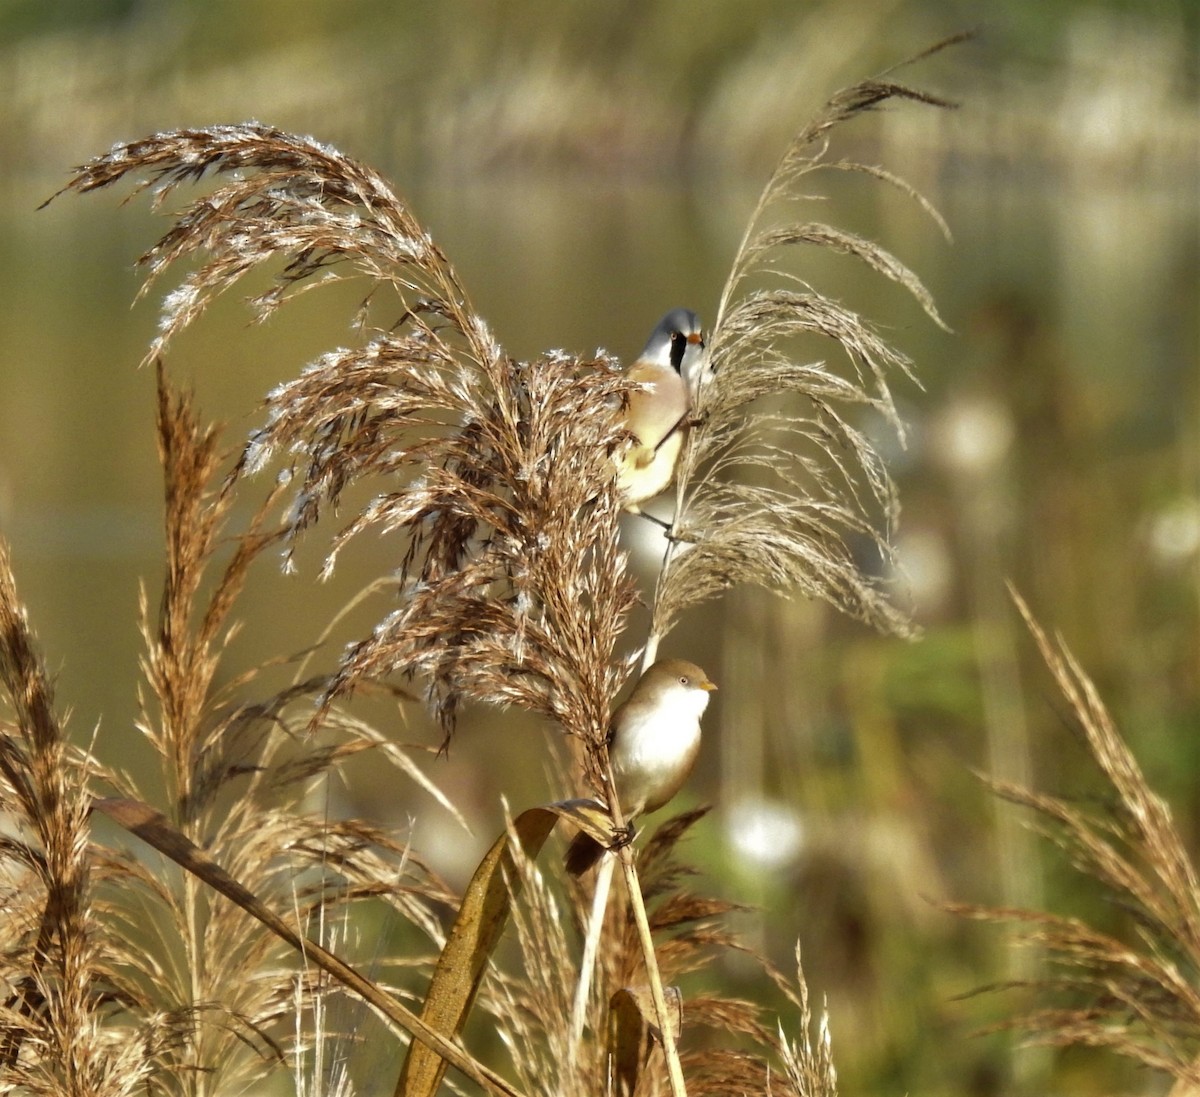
[615, 841, 687, 1096]
[604, 759, 687, 1097]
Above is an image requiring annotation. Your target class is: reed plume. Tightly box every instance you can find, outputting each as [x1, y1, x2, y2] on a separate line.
[50, 124, 639, 758]
[1, 360, 459, 1090]
[105, 368, 458, 1092]
[0, 538, 182, 1092]
[20, 36, 961, 1093]
[949, 591, 1200, 1089]
[647, 37, 964, 652]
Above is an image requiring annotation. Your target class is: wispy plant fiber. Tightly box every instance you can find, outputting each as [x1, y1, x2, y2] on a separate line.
[53, 124, 640, 753]
[649, 37, 963, 646]
[949, 591, 1200, 1087]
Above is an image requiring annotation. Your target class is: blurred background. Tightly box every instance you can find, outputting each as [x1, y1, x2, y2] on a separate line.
[1, 1, 1197, 1093]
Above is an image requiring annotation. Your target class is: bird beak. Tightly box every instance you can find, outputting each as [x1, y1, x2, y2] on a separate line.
[700, 679, 717, 692]
[688, 332, 705, 348]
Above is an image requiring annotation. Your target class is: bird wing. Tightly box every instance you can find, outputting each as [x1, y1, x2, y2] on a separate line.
[651, 411, 689, 455]
[625, 363, 689, 451]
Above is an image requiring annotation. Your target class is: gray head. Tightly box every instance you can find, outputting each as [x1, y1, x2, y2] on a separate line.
[639, 308, 706, 379]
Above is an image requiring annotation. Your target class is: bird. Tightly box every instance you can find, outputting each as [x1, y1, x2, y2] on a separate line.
[565, 657, 717, 876]
[616, 309, 706, 515]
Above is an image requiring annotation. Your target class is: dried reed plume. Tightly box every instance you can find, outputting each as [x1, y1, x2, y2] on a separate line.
[1, 365, 458, 1092]
[648, 35, 963, 650]
[949, 591, 1200, 1089]
[15, 36, 962, 1094]
[0, 538, 180, 1092]
[103, 368, 457, 1091]
[48, 124, 637, 758]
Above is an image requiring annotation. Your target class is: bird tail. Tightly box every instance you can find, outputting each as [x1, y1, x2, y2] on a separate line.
[564, 830, 605, 876]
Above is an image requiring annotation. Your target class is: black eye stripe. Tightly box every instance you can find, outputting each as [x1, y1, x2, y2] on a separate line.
[669, 330, 687, 371]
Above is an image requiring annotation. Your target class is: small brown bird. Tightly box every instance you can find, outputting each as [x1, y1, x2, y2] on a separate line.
[617, 309, 706, 514]
[566, 657, 717, 875]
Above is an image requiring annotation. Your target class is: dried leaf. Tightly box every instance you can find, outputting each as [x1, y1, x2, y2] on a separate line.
[608, 985, 683, 1097]
[396, 802, 592, 1097]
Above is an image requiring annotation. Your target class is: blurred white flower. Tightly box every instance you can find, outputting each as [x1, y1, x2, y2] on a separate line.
[725, 795, 805, 869]
[1146, 497, 1200, 564]
[894, 526, 953, 616]
[932, 396, 1013, 477]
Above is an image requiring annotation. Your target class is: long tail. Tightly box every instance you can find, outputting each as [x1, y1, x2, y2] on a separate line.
[564, 830, 605, 876]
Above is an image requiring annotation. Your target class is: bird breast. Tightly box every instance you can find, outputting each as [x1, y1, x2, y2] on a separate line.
[611, 697, 704, 817]
[625, 364, 689, 451]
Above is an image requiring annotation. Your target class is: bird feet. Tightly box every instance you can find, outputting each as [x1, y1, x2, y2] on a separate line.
[608, 822, 637, 851]
[632, 511, 694, 544]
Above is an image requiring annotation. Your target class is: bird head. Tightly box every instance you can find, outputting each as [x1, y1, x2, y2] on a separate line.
[638, 657, 718, 721]
[639, 308, 706, 387]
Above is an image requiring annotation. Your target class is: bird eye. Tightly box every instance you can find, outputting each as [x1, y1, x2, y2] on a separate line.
[668, 330, 687, 372]
[679, 675, 689, 686]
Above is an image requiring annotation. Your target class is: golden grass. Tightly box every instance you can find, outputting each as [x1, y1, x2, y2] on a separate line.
[20, 34, 1182, 1097]
[947, 590, 1200, 1089]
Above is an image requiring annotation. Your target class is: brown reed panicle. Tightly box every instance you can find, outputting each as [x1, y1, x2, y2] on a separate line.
[50, 124, 639, 759]
[649, 35, 963, 647]
[947, 591, 1200, 1089]
[78, 366, 456, 1092]
[0, 360, 459, 1090]
[0, 537, 185, 1091]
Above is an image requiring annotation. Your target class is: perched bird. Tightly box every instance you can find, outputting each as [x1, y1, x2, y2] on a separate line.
[565, 657, 717, 875]
[617, 309, 706, 514]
